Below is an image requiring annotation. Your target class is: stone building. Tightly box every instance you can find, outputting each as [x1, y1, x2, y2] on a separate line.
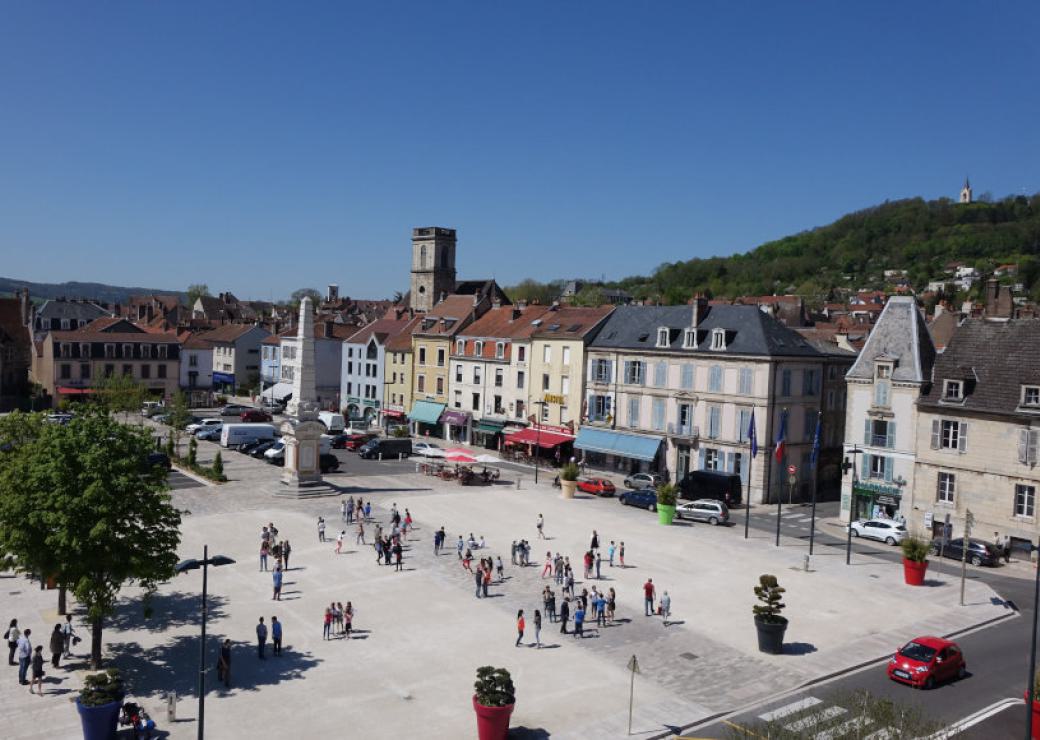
[409, 227, 457, 313]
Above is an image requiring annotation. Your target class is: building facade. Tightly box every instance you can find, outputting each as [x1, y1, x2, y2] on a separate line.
[384, 314, 422, 428]
[204, 324, 271, 394]
[341, 311, 415, 425]
[409, 227, 457, 313]
[179, 333, 214, 405]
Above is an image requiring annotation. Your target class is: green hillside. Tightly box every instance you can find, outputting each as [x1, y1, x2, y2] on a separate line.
[618, 194, 1040, 304]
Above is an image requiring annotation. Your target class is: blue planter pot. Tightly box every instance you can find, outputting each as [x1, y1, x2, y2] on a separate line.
[76, 698, 123, 740]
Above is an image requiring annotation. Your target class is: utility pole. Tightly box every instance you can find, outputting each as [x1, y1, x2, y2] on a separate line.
[1025, 538, 1039, 740]
[960, 509, 974, 606]
[842, 445, 864, 565]
[626, 654, 640, 735]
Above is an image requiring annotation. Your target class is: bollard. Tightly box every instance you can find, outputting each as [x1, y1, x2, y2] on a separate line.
[378, 453, 382, 461]
[803, 555, 810, 572]
[414, 462, 420, 474]
[516, 476, 521, 490]
[166, 691, 176, 722]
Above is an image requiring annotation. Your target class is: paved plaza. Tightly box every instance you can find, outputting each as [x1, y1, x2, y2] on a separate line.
[0, 445, 1011, 739]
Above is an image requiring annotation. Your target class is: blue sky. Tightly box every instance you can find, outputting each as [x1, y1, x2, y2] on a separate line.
[1, 2, 1037, 300]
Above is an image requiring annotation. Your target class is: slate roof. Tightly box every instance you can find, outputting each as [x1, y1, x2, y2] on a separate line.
[918, 319, 1040, 418]
[588, 304, 823, 357]
[35, 299, 110, 323]
[846, 296, 935, 383]
[51, 330, 180, 343]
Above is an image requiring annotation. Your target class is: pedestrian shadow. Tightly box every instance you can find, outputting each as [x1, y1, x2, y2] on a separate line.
[108, 591, 229, 633]
[508, 726, 550, 739]
[782, 642, 817, 656]
[663, 620, 685, 627]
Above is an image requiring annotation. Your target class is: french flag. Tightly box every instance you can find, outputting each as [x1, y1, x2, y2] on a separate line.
[773, 409, 788, 464]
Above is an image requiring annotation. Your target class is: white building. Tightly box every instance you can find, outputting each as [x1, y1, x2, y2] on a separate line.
[340, 311, 415, 426]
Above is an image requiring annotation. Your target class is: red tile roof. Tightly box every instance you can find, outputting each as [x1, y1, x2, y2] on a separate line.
[529, 305, 615, 339]
[385, 315, 424, 351]
[201, 323, 263, 343]
[458, 305, 554, 341]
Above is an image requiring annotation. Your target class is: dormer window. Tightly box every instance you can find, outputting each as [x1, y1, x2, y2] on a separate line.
[80, 343, 90, 358]
[710, 329, 726, 351]
[456, 339, 465, 355]
[122, 344, 134, 358]
[656, 328, 669, 348]
[157, 344, 168, 360]
[60, 342, 71, 358]
[1022, 386, 1040, 408]
[943, 380, 963, 401]
[105, 343, 115, 359]
[140, 344, 151, 359]
[474, 340, 484, 356]
[683, 328, 696, 349]
[875, 363, 892, 379]
[495, 342, 505, 359]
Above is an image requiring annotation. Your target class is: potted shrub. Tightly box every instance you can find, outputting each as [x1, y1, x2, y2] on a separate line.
[473, 665, 515, 740]
[900, 535, 930, 586]
[753, 574, 788, 654]
[559, 463, 579, 499]
[1027, 669, 1040, 740]
[76, 668, 125, 740]
[656, 483, 678, 525]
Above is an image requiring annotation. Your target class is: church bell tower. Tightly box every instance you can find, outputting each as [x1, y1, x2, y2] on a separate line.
[959, 177, 973, 204]
[410, 227, 457, 312]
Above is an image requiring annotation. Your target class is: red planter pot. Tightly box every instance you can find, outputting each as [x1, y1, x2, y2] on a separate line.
[473, 695, 515, 740]
[902, 558, 929, 586]
[1026, 692, 1040, 740]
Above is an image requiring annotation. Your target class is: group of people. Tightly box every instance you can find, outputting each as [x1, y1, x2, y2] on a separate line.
[340, 496, 372, 524]
[259, 522, 291, 572]
[5, 615, 77, 695]
[510, 539, 534, 566]
[254, 616, 283, 660]
[322, 601, 355, 639]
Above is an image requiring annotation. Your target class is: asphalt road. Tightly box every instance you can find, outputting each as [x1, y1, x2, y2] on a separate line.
[167, 470, 204, 490]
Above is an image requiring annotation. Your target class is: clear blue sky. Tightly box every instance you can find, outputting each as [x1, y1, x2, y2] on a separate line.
[1, 1, 1037, 300]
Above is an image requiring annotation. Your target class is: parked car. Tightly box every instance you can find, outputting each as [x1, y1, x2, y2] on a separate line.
[141, 401, 164, 417]
[239, 440, 268, 456]
[220, 404, 251, 417]
[412, 441, 441, 455]
[848, 519, 907, 545]
[319, 453, 340, 473]
[318, 411, 346, 434]
[679, 470, 742, 505]
[152, 413, 171, 425]
[188, 418, 223, 435]
[241, 409, 273, 423]
[264, 440, 286, 464]
[676, 498, 730, 525]
[618, 489, 658, 511]
[930, 537, 1001, 567]
[623, 472, 663, 490]
[359, 438, 412, 459]
[261, 399, 285, 414]
[196, 425, 223, 441]
[331, 432, 376, 450]
[220, 423, 277, 448]
[145, 452, 172, 470]
[886, 636, 966, 689]
[577, 478, 616, 496]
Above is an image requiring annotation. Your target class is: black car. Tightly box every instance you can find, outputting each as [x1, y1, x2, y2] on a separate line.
[319, 453, 340, 473]
[248, 441, 276, 459]
[931, 537, 1001, 567]
[239, 440, 266, 455]
[619, 489, 658, 511]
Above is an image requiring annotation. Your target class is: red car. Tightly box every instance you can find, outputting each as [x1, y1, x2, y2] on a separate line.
[240, 409, 272, 423]
[332, 433, 375, 451]
[886, 636, 966, 689]
[576, 477, 616, 497]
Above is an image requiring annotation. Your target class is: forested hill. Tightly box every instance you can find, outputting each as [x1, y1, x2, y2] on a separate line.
[616, 193, 1040, 303]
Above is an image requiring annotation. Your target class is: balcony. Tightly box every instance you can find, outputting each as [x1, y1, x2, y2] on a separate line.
[667, 422, 699, 439]
[870, 433, 894, 448]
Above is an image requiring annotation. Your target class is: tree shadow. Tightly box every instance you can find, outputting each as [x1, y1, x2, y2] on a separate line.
[110, 634, 321, 698]
[107, 591, 229, 633]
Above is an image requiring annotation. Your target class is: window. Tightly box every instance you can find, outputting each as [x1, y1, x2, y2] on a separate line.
[516, 400, 525, 418]
[1020, 429, 1039, 464]
[932, 419, 967, 452]
[436, 377, 444, 395]
[140, 364, 151, 379]
[456, 340, 465, 355]
[517, 370, 525, 390]
[60, 318, 70, 330]
[868, 454, 887, 480]
[543, 345, 551, 363]
[738, 367, 753, 395]
[678, 403, 692, 433]
[802, 369, 818, 396]
[653, 362, 667, 387]
[874, 380, 890, 407]
[542, 374, 550, 391]
[79, 343, 90, 358]
[1022, 386, 1040, 408]
[707, 406, 721, 438]
[708, 365, 722, 393]
[680, 364, 694, 390]
[104, 364, 114, 377]
[495, 368, 503, 387]
[418, 347, 426, 366]
[437, 348, 445, 367]
[541, 403, 550, 422]
[493, 395, 503, 414]
[737, 408, 751, 443]
[561, 376, 570, 396]
[157, 365, 166, 379]
[472, 393, 480, 411]
[710, 329, 726, 350]
[592, 359, 612, 383]
[60, 363, 71, 379]
[803, 409, 816, 442]
[651, 398, 665, 431]
[473, 367, 481, 385]
[562, 346, 570, 365]
[474, 341, 484, 356]
[455, 364, 463, 383]
[60, 343, 71, 358]
[157, 344, 167, 360]
[517, 346, 526, 362]
[80, 363, 90, 379]
[189, 354, 198, 367]
[417, 375, 426, 393]
[656, 327, 669, 348]
[734, 452, 743, 477]
[348, 361, 354, 375]
[589, 395, 611, 421]
[122, 344, 133, 358]
[623, 361, 645, 385]
[105, 344, 115, 359]
[683, 328, 696, 349]
[937, 472, 955, 504]
[781, 369, 791, 396]
[495, 342, 505, 359]
[627, 397, 640, 427]
[561, 405, 569, 422]
[943, 380, 963, 401]
[865, 418, 895, 448]
[122, 364, 132, 376]
[704, 448, 720, 470]
[1015, 484, 1036, 518]
[140, 344, 151, 359]
[876, 364, 891, 379]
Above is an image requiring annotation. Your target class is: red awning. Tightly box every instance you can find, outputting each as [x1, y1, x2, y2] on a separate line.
[57, 386, 92, 395]
[381, 409, 405, 418]
[505, 427, 575, 448]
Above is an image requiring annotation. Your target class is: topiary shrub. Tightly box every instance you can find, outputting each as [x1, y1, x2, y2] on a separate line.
[753, 574, 787, 623]
[559, 463, 579, 481]
[211, 451, 224, 480]
[656, 482, 678, 507]
[79, 668, 125, 707]
[187, 437, 197, 466]
[900, 535, 930, 563]
[474, 666, 515, 707]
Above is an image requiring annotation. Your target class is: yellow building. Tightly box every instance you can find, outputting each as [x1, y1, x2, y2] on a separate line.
[382, 314, 422, 427]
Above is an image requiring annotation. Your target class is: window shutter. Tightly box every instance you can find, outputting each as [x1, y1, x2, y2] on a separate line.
[931, 419, 941, 449]
[887, 421, 896, 449]
[883, 456, 894, 483]
[725, 452, 735, 472]
[1030, 431, 1040, 464]
[698, 447, 706, 470]
[863, 418, 871, 445]
[1020, 429, 1029, 464]
[958, 422, 968, 453]
[740, 455, 749, 486]
[861, 454, 870, 480]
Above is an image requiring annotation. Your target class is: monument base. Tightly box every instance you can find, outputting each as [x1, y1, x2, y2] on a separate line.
[269, 479, 343, 499]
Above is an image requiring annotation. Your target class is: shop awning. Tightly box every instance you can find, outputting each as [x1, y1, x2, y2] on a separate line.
[475, 420, 506, 434]
[264, 382, 294, 401]
[505, 427, 575, 448]
[381, 409, 406, 418]
[574, 427, 662, 462]
[212, 371, 235, 385]
[441, 410, 471, 426]
[57, 386, 92, 395]
[408, 400, 446, 425]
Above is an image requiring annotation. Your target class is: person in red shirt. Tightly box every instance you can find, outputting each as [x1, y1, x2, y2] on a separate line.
[515, 610, 525, 647]
[643, 578, 656, 616]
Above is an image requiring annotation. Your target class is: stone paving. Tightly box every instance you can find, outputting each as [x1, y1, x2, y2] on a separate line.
[0, 443, 1013, 739]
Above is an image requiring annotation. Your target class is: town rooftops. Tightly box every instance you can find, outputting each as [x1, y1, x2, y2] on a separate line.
[345, 313, 418, 346]
[457, 304, 554, 340]
[846, 296, 935, 383]
[200, 323, 263, 344]
[530, 305, 615, 340]
[413, 295, 482, 337]
[181, 333, 215, 350]
[385, 315, 424, 352]
[50, 329, 180, 343]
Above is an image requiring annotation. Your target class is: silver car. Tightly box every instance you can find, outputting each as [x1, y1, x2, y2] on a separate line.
[623, 472, 663, 490]
[676, 498, 730, 525]
[848, 519, 906, 545]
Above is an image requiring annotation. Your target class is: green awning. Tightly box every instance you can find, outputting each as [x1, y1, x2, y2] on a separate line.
[408, 400, 446, 425]
[475, 420, 505, 433]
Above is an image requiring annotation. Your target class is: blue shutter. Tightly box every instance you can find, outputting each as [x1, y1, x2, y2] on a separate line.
[863, 418, 871, 445]
[883, 456, 894, 482]
[887, 421, 896, 448]
[861, 454, 870, 480]
[739, 453, 749, 486]
[725, 451, 735, 472]
[698, 447, 706, 470]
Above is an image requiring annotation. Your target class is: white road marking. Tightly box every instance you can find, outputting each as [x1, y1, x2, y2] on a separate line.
[757, 696, 822, 722]
[814, 715, 871, 739]
[784, 706, 846, 732]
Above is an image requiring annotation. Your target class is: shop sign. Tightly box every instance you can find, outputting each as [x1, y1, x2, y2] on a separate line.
[852, 481, 901, 498]
[543, 393, 565, 405]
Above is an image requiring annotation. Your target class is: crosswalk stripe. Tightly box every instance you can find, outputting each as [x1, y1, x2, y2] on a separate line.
[757, 696, 822, 722]
[784, 706, 846, 733]
[814, 716, 871, 740]
[863, 728, 893, 740]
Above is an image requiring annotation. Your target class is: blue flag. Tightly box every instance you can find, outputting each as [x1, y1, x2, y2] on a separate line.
[748, 409, 758, 458]
[809, 413, 822, 467]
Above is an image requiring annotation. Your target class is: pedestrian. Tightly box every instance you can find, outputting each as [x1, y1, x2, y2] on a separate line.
[29, 646, 44, 695]
[534, 610, 542, 648]
[462, 549, 473, 573]
[595, 551, 602, 580]
[384, 536, 393, 565]
[1003, 535, 1012, 564]
[356, 520, 365, 545]
[515, 610, 525, 647]
[643, 578, 656, 616]
[48, 624, 63, 668]
[260, 540, 269, 572]
[323, 608, 332, 640]
[608, 587, 616, 623]
[405, 509, 413, 534]
[541, 552, 553, 578]
[591, 529, 599, 551]
[271, 541, 282, 569]
[256, 617, 267, 659]
[583, 550, 592, 579]
[341, 499, 348, 522]
[16, 628, 32, 684]
[559, 597, 570, 634]
[548, 589, 557, 622]
[661, 590, 672, 625]
[364, 501, 371, 521]
[537, 514, 545, 539]
[272, 566, 282, 600]
[336, 531, 344, 554]
[282, 540, 292, 570]
[394, 542, 403, 572]
[61, 615, 76, 658]
[343, 603, 353, 639]
[5, 618, 20, 666]
[482, 566, 491, 597]
[510, 540, 517, 565]
[433, 529, 441, 555]
[608, 541, 616, 567]
[271, 616, 282, 656]
[261, 525, 270, 544]
[496, 556, 504, 581]
[317, 517, 326, 543]
[217, 639, 231, 688]
[573, 605, 585, 638]
[596, 593, 607, 627]
[474, 568, 483, 598]
[334, 602, 344, 634]
[269, 522, 279, 541]
[619, 541, 626, 568]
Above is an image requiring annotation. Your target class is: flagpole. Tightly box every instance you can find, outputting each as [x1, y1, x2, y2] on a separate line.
[744, 409, 755, 540]
[775, 408, 787, 548]
[809, 411, 822, 556]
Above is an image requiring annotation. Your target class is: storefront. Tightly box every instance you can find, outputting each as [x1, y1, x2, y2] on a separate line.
[851, 481, 903, 521]
[212, 371, 236, 394]
[408, 400, 446, 439]
[574, 426, 664, 475]
[441, 410, 471, 444]
[503, 424, 575, 464]
[381, 408, 407, 431]
[472, 419, 506, 450]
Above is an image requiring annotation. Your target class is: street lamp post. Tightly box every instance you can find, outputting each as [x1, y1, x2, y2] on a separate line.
[174, 546, 235, 740]
[533, 401, 547, 484]
[842, 445, 864, 565]
[1026, 539, 1039, 740]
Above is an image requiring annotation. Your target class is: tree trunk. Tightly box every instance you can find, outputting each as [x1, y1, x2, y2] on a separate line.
[90, 617, 103, 669]
[58, 584, 67, 615]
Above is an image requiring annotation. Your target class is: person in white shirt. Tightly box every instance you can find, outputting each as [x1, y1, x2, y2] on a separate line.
[16, 629, 32, 685]
[61, 616, 76, 658]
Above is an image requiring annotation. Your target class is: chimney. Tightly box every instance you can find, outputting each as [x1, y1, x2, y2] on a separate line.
[984, 278, 999, 315]
[327, 284, 339, 304]
[511, 306, 522, 321]
[492, 297, 501, 310]
[324, 320, 334, 339]
[20, 288, 30, 326]
[691, 294, 708, 327]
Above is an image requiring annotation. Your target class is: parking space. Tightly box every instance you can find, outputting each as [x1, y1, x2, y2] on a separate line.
[167, 470, 205, 490]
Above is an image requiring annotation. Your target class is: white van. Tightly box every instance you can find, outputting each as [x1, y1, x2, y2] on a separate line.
[318, 412, 345, 434]
[220, 423, 277, 448]
[264, 436, 331, 462]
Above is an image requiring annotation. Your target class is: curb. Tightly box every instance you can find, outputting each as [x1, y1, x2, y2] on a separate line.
[171, 463, 215, 487]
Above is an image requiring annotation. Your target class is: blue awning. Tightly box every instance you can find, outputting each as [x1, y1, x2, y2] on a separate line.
[574, 427, 662, 462]
[212, 372, 236, 385]
[408, 400, 446, 425]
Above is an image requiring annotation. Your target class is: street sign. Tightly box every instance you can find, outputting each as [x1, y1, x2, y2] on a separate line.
[787, 464, 796, 474]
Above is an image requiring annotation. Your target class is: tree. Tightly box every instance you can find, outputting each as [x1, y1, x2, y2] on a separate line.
[167, 391, 191, 456]
[186, 284, 210, 306]
[290, 288, 322, 308]
[570, 285, 605, 307]
[93, 374, 147, 425]
[0, 409, 181, 666]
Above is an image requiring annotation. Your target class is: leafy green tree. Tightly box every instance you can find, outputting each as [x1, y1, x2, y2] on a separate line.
[93, 374, 147, 425]
[570, 285, 606, 307]
[290, 288, 322, 308]
[167, 391, 191, 455]
[0, 409, 181, 667]
[186, 284, 210, 306]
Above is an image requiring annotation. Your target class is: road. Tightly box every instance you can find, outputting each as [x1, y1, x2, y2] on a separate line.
[688, 501, 1035, 739]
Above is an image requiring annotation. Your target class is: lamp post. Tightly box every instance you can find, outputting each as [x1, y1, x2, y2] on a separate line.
[842, 445, 864, 565]
[174, 546, 235, 740]
[533, 401, 547, 484]
[1026, 539, 1039, 740]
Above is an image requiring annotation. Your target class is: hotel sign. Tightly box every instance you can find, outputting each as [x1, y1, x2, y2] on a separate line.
[543, 393, 565, 405]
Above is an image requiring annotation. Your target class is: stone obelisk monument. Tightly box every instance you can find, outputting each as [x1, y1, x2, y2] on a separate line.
[276, 297, 330, 496]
